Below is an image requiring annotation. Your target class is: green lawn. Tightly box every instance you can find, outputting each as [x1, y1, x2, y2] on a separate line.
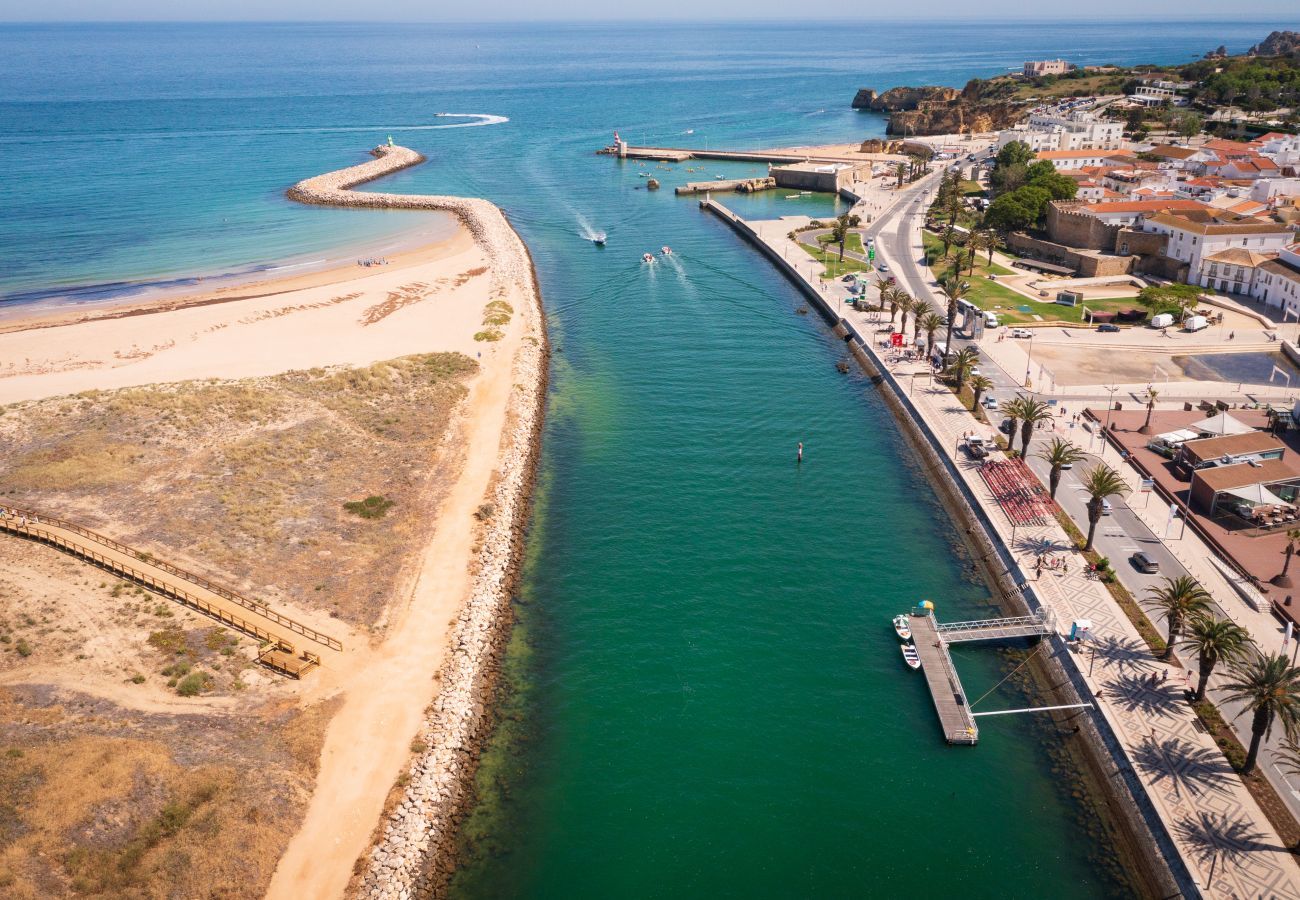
[798, 240, 870, 279]
[816, 231, 865, 256]
[920, 231, 1142, 325]
[959, 180, 986, 197]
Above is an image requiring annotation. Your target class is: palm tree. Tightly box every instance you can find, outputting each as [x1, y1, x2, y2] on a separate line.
[969, 374, 994, 411]
[1000, 396, 1025, 449]
[1138, 386, 1159, 435]
[947, 346, 980, 393]
[1081, 464, 1130, 551]
[940, 276, 967, 359]
[1015, 397, 1054, 458]
[1037, 437, 1086, 501]
[895, 293, 915, 342]
[1274, 528, 1300, 588]
[1221, 651, 1300, 774]
[894, 161, 907, 189]
[910, 299, 932, 346]
[1181, 616, 1253, 702]
[920, 312, 944, 353]
[1143, 575, 1214, 661]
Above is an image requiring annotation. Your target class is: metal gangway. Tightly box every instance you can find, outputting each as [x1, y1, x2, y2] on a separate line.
[906, 607, 1062, 745]
[936, 609, 1055, 644]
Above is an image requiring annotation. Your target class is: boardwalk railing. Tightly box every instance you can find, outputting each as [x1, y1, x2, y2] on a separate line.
[0, 505, 342, 652]
[937, 609, 1056, 643]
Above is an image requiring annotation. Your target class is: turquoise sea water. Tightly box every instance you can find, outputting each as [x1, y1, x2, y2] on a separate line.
[4, 20, 1296, 897]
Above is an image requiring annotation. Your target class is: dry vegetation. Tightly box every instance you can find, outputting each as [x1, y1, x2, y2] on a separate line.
[0, 352, 482, 897]
[0, 352, 478, 627]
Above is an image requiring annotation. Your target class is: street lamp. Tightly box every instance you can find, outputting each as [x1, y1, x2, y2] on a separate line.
[1024, 331, 1035, 387]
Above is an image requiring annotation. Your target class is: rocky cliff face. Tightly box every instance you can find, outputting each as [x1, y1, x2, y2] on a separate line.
[852, 85, 960, 111]
[852, 81, 1025, 136]
[1248, 30, 1300, 57]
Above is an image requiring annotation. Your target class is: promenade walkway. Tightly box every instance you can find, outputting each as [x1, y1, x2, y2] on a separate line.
[726, 204, 1300, 898]
[0, 506, 341, 675]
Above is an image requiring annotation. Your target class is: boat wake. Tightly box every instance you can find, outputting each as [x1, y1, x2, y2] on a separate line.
[430, 113, 511, 128]
[2, 115, 511, 145]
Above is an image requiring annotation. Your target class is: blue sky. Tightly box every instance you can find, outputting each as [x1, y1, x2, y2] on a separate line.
[1, 3, 1297, 21]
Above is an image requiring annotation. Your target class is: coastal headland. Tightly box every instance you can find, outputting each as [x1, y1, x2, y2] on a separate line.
[0, 145, 546, 899]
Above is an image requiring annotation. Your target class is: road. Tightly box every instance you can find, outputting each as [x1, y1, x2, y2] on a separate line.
[866, 162, 1300, 823]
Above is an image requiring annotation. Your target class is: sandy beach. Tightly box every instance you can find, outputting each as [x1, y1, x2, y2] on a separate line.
[0, 146, 547, 899]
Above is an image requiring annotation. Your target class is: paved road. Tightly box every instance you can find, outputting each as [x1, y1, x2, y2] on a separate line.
[867, 168, 1300, 822]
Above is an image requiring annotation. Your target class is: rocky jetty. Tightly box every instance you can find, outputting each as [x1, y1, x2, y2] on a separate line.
[289, 146, 548, 900]
[852, 85, 959, 111]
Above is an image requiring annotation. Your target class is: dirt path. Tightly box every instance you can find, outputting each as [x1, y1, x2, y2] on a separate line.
[264, 311, 524, 900]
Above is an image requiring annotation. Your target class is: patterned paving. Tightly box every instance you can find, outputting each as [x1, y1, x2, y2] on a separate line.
[754, 226, 1300, 898]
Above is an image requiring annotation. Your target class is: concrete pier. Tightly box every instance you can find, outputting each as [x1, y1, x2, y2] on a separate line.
[675, 177, 775, 195]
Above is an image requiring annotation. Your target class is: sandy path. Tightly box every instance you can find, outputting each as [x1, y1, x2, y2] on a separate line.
[264, 296, 523, 900]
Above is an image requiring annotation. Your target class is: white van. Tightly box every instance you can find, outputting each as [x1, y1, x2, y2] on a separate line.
[1150, 313, 1174, 329]
[1184, 315, 1208, 332]
[983, 312, 999, 328]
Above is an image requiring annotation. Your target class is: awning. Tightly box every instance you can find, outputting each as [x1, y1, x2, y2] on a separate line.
[1224, 483, 1288, 506]
[1152, 428, 1199, 445]
[1189, 412, 1253, 436]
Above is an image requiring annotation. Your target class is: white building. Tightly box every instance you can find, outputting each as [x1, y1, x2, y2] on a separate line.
[1254, 245, 1300, 319]
[1251, 178, 1300, 203]
[1024, 59, 1073, 77]
[1133, 85, 1184, 106]
[1034, 149, 1135, 171]
[995, 112, 1124, 153]
[1139, 210, 1292, 291]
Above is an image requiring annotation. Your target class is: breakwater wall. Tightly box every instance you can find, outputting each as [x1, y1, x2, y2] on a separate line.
[288, 146, 549, 899]
[701, 196, 1190, 899]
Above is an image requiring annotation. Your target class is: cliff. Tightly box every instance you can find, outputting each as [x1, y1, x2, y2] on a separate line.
[852, 80, 1026, 136]
[852, 85, 959, 111]
[1248, 31, 1300, 57]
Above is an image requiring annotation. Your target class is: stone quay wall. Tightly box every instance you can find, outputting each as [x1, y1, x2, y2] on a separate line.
[288, 146, 549, 899]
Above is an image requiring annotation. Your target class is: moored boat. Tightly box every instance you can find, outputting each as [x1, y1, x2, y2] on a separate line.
[892, 614, 911, 640]
[901, 643, 921, 670]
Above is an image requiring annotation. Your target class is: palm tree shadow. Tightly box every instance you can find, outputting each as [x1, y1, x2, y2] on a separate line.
[1106, 671, 1174, 717]
[1130, 736, 1234, 799]
[1016, 535, 1072, 556]
[1175, 810, 1286, 869]
[1094, 634, 1157, 677]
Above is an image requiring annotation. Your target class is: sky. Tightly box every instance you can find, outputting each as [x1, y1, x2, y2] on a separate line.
[0, 2, 1297, 21]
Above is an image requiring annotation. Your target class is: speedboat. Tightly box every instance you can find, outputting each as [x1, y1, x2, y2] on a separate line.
[642, 252, 656, 263]
[660, 246, 672, 256]
[901, 643, 922, 670]
[592, 232, 607, 246]
[892, 615, 912, 641]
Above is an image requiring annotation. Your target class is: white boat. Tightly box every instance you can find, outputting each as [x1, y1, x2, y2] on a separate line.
[901, 643, 922, 670]
[642, 252, 656, 263]
[892, 615, 911, 641]
[660, 246, 672, 256]
[592, 232, 606, 246]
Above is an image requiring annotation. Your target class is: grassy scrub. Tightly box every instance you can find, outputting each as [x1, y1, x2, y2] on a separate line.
[798, 239, 870, 279]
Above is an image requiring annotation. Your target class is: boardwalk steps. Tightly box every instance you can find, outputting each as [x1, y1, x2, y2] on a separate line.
[0, 506, 340, 676]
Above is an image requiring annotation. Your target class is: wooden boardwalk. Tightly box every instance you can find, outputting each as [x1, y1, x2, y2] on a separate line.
[909, 613, 979, 745]
[0, 505, 340, 676]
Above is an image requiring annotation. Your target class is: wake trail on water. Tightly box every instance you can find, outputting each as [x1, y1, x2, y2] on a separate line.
[2, 114, 510, 145]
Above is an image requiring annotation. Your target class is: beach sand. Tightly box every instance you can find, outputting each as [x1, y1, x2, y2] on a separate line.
[0, 212, 545, 898]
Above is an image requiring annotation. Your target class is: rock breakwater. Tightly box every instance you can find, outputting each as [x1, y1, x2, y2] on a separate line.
[289, 146, 548, 899]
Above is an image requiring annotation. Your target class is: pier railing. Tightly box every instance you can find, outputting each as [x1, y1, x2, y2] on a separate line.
[0, 505, 342, 653]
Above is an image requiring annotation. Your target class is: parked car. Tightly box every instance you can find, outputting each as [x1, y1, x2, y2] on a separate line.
[1010, 328, 1032, 339]
[841, 274, 856, 283]
[1097, 323, 1121, 333]
[999, 418, 1015, 435]
[1131, 551, 1160, 574]
[963, 436, 989, 459]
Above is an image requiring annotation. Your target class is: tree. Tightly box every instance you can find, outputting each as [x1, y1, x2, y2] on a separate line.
[1081, 464, 1130, 550]
[1015, 397, 1054, 457]
[947, 346, 980, 392]
[940, 276, 967, 359]
[910, 299, 932, 346]
[1182, 616, 1252, 702]
[1000, 396, 1025, 447]
[940, 223, 958, 257]
[920, 312, 944, 353]
[983, 193, 1036, 232]
[969, 374, 995, 411]
[978, 227, 1001, 266]
[1143, 575, 1214, 661]
[830, 212, 852, 262]
[1137, 282, 1203, 320]
[1037, 437, 1086, 500]
[995, 140, 1035, 169]
[1177, 111, 1203, 141]
[895, 292, 915, 341]
[1124, 106, 1146, 134]
[1138, 386, 1159, 435]
[1274, 528, 1300, 588]
[1221, 652, 1300, 774]
[894, 161, 907, 189]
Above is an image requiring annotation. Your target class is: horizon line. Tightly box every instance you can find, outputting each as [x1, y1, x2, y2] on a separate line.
[1, 16, 1298, 25]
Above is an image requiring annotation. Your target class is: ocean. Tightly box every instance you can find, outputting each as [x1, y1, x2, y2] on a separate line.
[2, 19, 1293, 898]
